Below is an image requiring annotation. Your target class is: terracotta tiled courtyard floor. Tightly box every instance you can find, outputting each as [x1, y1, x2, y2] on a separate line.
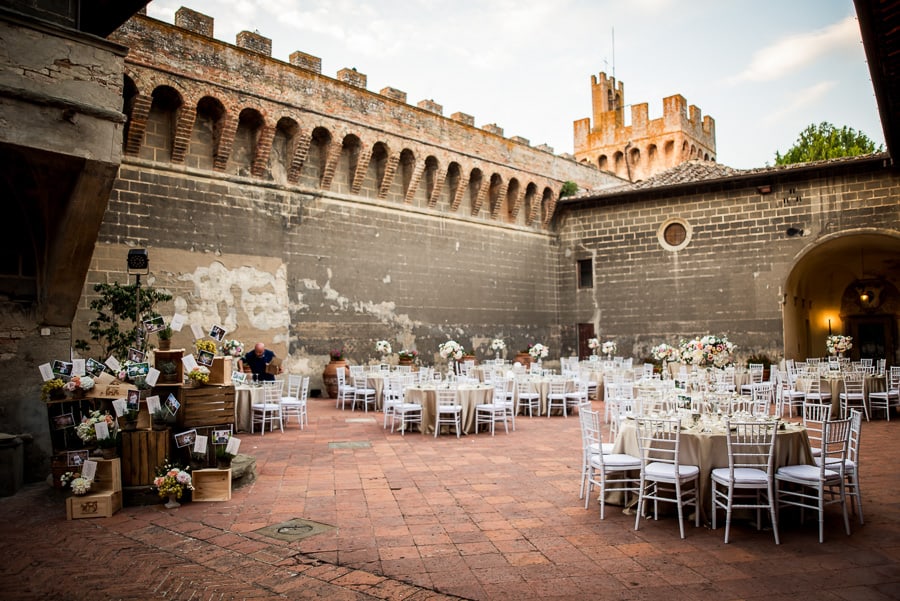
[2, 398, 899, 600]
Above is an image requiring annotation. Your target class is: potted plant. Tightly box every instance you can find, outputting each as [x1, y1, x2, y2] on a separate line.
[97, 431, 119, 459]
[122, 405, 140, 431]
[323, 348, 348, 399]
[159, 360, 178, 384]
[41, 378, 66, 401]
[215, 445, 235, 469]
[60, 471, 92, 496]
[157, 326, 173, 350]
[151, 408, 168, 431]
[398, 349, 418, 366]
[187, 366, 210, 386]
[189, 452, 207, 471]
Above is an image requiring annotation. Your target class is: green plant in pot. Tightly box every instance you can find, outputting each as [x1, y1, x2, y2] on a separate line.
[215, 445, 235, 469]
[97, 432, 119, 459]
[159, 360, 178, 383]
[123, 406, 140, 431]
[152, 408, 169, 431]
[157, 326, 173, 350]
[190, 451, 207, 471]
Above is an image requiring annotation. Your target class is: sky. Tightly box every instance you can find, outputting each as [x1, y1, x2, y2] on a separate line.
[145, 0, 883, 170]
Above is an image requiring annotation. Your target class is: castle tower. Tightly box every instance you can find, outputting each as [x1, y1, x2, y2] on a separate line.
[573, 72, 716, 182]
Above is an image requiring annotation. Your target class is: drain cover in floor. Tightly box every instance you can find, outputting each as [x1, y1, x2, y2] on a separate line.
[328, 440, 372, 448]
[254, 518, 335, 542]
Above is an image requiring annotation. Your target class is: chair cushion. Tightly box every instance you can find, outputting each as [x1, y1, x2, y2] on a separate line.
[776, 464, 840, 481]
[711, 467, 768, 485]
[252, 403, 281, 410]
[646, 462, 699, 479]
[597, 453, 642, 468]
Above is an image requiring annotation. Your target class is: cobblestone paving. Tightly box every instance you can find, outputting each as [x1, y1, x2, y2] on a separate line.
[1, 400, 899, 600]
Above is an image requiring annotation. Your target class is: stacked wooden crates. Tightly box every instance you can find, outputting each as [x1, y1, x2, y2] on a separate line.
[66, 458, 122, 519]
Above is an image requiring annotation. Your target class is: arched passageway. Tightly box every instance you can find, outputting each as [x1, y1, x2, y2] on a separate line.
[783, 231, 900, 364]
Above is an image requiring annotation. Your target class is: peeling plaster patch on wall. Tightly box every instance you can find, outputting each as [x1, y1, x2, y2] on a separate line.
[383, 274, 391, 284]
[175, 261, 290, 342]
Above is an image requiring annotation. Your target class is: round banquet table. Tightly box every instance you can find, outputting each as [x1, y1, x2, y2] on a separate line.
[404, 385, 493, 434]
[606, 419, 813, 524]
[234, 385, 265, 432]
[794, 374, 885, 417]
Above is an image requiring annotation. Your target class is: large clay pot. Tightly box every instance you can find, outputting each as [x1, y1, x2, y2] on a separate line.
[158, 338, 171, 351]
[514, 352, 532, 368]
[322, 360, 348, 399]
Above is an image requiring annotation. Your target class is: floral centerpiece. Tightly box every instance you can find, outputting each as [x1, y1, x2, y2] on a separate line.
[60, 471, 91, 495]
[601, 340, 617, 358]
[153, 460, 193, 507]
[75, 410, 116, 445]
[64, 375, 95, 396]
[587, 337, 600, 355]
[221, 339, 244, 358]
[678, 335, 735, 368]
[438, 340, 465, 361]
[41, 378, 65, 401]
[195, 339, 217, 355]
[375, 340, 392, 356]
[528, 343, 549, 361]
[826, 334, 852, 356]
[490, 338, 506, 352]
[651, 343, 680, 363]
[329, 348, 346, 361]
[398, 349, 418, 361]
[188, 365, 210, 385]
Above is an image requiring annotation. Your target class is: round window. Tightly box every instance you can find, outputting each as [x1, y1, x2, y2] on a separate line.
[657, 218, 692, 251]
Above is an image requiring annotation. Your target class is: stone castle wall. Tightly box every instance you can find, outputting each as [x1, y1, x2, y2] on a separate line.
[556, 159, 900, 362]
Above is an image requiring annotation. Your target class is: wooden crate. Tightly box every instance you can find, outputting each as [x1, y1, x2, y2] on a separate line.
[66, 490, 122, 519]
[179, 385, 235, 428]
[121, 430, 170, 487]
[191, 468, 231, 502]
[208, 357, 233, 385]
[90, 457, 122, 493]
[154, 349, 185, 384]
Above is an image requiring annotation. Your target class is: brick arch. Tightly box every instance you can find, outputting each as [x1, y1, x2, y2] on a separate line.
[523, 182, 539, 225]
[334, 133, 363, 195]
[186, 95, 227, 171]
[300, 125, 334, 189]
[467, 167, 485, 216]
[507, 177, 524, 222]
[487, 173, 507, 220]
[647, 144, 658, 169]
[598, 154, 609, 171]
[441, 161, 463, 210]
[385, 148, 416, 203]
[364, 141, 390, 199]
[269, 116, 302, 184]
[225, 107, 265, 177]
[613, 151, 625, 179]
[423, 155, 442, 208]
[137, 85, 184, 163]
[540, 186, 558, 227]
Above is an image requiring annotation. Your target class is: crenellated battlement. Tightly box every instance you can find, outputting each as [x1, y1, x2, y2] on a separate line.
[574, 72, 716, 182]
[111, 7, 616, 229]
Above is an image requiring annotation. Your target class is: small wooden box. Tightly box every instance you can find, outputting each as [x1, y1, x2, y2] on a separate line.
[154, 349, 185, 384]
[90, 457, 122, 493]
[191, 468, 231, 502]
[66, 490, 122, 519]
[208, 357, 233, 385]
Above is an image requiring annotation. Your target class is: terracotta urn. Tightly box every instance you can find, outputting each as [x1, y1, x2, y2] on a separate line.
[322, 359, 348, 399]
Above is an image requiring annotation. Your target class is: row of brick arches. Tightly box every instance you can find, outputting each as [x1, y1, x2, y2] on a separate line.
[590, 140, 714, 182]
[123, 78, 559, 227]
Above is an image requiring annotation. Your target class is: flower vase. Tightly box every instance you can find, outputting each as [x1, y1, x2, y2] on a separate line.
[123, 419, 138, 432]
[494, 351, 501, 360]
[165, 494, 181, 509]
[100, 447, 118, 460]
[322, 359, 348, 399]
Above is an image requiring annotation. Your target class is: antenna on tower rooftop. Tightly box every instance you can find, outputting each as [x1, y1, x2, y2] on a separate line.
[611, 27, 615, 80]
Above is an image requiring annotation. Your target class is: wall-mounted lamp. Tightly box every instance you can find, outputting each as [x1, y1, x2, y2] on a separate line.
[785, 227, 804, 237]
[860, 290, 871, 303]
[756, 184, 772, 194]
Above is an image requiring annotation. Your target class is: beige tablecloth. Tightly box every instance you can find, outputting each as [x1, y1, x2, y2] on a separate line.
[609, 420, 813, 523]
[404, 385, 493, 434]
[795, 375, 885, 416]
[234, 385, 265, 432]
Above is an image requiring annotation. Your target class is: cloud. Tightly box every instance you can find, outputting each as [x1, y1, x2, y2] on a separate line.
[761, 80, 836, 125]
[727, 15, 859, 84]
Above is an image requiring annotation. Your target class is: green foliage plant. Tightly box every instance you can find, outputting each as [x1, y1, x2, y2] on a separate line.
[774, 122, 882, 165]
[76, 281, 172, 360]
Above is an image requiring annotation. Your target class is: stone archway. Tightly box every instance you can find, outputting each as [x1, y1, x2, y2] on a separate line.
[782, 230, 900, 364]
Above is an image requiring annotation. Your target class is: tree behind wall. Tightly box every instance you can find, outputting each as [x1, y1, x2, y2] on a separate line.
[774, 122, 882, 165]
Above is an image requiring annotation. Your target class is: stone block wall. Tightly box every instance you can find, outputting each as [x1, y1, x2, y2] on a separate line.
[555, 160, 900, 362]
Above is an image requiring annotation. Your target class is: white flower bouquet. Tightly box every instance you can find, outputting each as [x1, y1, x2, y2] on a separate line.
[826, 335, 852, 355]
[490, 338, 506, 352]
[601, 340, 617, 356]
[375, 340, 392, 355]
[678, 335, 735, 368]
[651, 343, 679, 362]
[438, 340, 464, 361]
[587, 337, 600, 350]
[221, 339, 244, 357]
[528, 343, 549, 360]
